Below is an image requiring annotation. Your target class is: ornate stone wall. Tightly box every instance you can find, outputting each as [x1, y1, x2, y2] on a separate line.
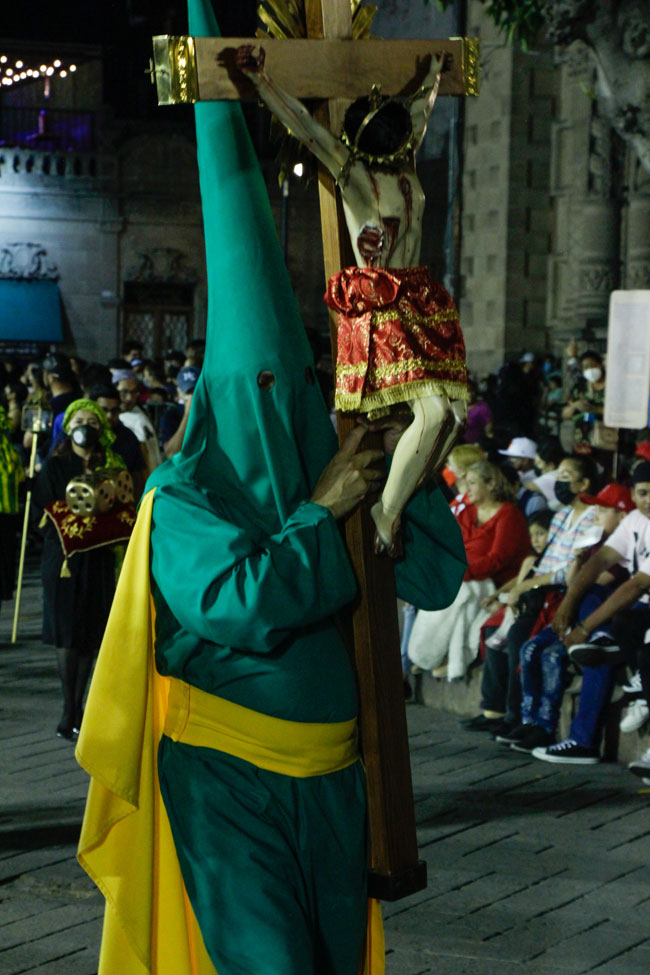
[459, 0, 556, 376]
[547, 50, 622, 351]
[621, 152, 650, 292]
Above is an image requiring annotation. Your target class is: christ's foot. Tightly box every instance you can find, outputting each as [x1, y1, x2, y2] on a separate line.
[371, 502, 403, 558]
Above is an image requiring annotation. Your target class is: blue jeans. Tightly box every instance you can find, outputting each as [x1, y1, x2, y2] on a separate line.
[400, 603, 417, 674]
[520, 627, 567, 733]
[520, 586, 614, 737]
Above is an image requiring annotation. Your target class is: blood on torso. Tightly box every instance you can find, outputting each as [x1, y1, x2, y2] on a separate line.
[342, 166, 425, 269]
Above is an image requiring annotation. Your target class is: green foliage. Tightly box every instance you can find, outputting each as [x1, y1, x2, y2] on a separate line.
[432, 0, 547, 50]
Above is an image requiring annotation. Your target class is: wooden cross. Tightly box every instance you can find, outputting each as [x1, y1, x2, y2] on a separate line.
[152, 0, 477, 901]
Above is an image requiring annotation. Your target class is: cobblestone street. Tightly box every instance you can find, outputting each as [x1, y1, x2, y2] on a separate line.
[2, 567, 650, 974]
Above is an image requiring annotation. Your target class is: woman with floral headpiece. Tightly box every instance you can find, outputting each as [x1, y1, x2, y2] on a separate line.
[0, 405, 24, 619]
[32, 399, 126, 739]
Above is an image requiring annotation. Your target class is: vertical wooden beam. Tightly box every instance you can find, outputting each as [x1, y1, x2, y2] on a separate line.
[306, 0, 426, 900]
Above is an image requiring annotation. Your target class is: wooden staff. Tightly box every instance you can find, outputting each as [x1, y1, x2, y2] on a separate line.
[12, 417, 42, 644]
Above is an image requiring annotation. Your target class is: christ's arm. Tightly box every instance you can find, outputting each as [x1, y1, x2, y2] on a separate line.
[236, 44, 349, 180]
[408, 53, 445, 153]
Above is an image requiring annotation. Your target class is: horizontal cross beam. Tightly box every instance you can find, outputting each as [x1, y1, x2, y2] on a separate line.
[151, 35, 479, 106]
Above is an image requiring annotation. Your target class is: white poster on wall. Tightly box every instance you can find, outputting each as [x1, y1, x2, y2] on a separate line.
[604, 290, 650, 430]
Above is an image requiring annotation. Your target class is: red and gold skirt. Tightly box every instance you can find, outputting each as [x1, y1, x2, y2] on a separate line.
[324, 265, 468, 416]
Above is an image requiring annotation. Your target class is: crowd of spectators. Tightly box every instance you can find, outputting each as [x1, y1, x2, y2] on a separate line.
[2, 338, 650, 785]
[0, 339, 203, 738]
[401, 345, 650, 785]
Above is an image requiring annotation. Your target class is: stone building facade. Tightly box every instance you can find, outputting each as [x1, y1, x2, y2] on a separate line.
[3, 4, 648, 374]
[459, 0, 650, 375]
[459, 1, 556, 375]
[0, 53, 206, 362]
[548, 49, 650, 348]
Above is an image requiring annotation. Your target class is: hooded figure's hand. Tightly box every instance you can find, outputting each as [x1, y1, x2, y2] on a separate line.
[310, 425, 384, 520]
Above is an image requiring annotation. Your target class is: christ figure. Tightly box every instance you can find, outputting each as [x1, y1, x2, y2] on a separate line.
[236, 45, 468, 555]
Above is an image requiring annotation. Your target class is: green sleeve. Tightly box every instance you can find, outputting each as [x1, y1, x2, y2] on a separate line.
[150, 483, 357, 654]
[394, 480, 467, 611]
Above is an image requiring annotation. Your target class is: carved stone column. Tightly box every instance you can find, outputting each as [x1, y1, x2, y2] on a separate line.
[547, 56, 621, 349]
[571, 106, 621, 330]
[621, 151, 650, 290]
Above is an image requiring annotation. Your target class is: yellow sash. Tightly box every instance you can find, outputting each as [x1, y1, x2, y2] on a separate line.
[164, 677, 359, 776]
[76, 488, 384, 974]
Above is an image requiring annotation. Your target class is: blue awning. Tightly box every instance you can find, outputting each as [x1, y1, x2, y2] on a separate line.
[0, 279, 63, 342]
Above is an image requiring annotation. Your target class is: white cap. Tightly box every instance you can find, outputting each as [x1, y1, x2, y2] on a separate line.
[520, 352, 535, 363]
[498, 437, 538, 460]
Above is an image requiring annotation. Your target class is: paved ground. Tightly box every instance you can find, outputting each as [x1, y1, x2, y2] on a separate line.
[2, 564, 650, 974]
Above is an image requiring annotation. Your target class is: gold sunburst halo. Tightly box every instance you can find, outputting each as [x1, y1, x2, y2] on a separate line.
[256, 0, 378, 184]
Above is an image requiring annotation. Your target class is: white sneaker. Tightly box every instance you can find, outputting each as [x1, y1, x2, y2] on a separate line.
[619, 699, 650, 733]
[628, 746, 650, 778]
[622, 671, 642, 694]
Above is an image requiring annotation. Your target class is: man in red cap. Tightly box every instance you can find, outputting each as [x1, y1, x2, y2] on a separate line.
[549, 465, 650, 775]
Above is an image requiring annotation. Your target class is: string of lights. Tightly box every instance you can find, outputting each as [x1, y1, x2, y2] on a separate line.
[0, 55, 77, 87]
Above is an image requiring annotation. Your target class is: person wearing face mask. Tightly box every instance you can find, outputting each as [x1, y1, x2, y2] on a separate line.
[465, 455, 600, 734]
[31, 400, 126, 740]
[562, 350, 607, 455]
[528, 438, 565, 511]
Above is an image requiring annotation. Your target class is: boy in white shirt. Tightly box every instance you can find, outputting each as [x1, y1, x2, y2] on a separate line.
[551, 462, 650, 778]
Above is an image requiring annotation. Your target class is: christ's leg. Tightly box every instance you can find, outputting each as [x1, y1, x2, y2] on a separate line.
[371, 393, 463, 555]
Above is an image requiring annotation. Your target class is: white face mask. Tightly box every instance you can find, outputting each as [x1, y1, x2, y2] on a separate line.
[583, 367, 602, 383]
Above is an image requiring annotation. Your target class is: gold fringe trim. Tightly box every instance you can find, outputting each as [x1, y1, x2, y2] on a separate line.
[60, 559, 71, 578]
[370, 358, 467, 382]
[336, 378, 469, 414]
[371, 306, 459, 329]
[337, 356, 468, 381]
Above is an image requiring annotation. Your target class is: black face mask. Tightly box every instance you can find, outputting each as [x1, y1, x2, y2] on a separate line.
[71, 424, 101, 449]
[533, 464, 543, 477]
[554, 480, 576, 505]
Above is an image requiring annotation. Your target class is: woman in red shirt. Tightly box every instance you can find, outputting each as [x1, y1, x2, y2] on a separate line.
[408, 461, 530, 679]
[459, 462, 531, 588]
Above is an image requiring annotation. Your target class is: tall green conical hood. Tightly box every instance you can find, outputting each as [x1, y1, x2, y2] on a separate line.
[148, 0, 337, 528]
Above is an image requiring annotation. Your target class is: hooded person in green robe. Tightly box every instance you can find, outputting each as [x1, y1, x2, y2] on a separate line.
[140, 2, 466, 972]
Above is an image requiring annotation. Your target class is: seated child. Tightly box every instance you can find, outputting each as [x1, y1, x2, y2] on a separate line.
[501, 484, 633, 757]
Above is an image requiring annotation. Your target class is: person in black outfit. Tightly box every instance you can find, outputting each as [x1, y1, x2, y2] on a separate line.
[32, 399, 126, 739]
[90, 384, 147, 500]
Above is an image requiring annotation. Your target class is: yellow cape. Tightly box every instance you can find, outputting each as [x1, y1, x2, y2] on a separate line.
[76, 488, 384, 974]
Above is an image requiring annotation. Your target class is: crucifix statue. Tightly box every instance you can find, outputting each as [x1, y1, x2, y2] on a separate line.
[151, 0, 478, 902]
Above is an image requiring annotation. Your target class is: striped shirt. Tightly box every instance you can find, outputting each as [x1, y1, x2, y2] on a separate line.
[535, 504, 600, 585]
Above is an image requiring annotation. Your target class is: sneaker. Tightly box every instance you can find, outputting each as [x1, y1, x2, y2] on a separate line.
[628, 746, 650, 778]
[531, 739, 600, 764]
[619, 699, 650, 733]
[494, 723, 533, 745]
[569, 635, 625, 667]
[622, 670, 643, 694]
[490, 720, 518, 739]
[461, 713, 505, 732]
[510, 726, 555, 753]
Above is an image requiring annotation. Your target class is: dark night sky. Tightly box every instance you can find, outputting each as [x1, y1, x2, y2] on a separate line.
[1, 2, 260, 119]
[1, 2, 257, 44]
